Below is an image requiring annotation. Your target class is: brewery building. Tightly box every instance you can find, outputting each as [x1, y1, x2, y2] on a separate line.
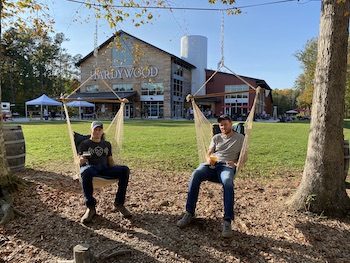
[72, 30, 272, 119]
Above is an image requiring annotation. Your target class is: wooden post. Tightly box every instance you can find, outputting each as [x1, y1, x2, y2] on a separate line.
[74, 244, 94, 263]
[57, 244, 94, 263]
[57, 243, 131, 263]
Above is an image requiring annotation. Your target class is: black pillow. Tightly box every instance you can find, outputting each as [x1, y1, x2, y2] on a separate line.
[232, 123, 245, 135]
[74, 132, 90, 151]
[73, 132, 106, 152]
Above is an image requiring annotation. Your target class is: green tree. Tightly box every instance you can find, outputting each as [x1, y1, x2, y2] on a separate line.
[272, 88, 299, 116]
[294, 36, 350, 115]
[294, 38, 318, 108]
[1, 27, 77, 114]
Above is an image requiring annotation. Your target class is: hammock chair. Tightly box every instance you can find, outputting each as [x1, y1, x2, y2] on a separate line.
[61, 17, 128, 188]
[61, 73, 128, 188]
[187, 11, 266, 175]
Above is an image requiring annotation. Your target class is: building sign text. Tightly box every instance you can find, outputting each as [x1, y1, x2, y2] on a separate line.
[91, 66, 159, 80]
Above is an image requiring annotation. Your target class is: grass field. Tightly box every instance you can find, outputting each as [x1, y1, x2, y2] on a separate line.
[5, 119, 350, 178]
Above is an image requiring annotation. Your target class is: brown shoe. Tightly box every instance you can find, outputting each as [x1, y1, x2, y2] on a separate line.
[114, 204, 132, 218]
[81, 206, 96, 224]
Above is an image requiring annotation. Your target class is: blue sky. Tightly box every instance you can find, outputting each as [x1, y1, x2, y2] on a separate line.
[51, 0, 321, 90]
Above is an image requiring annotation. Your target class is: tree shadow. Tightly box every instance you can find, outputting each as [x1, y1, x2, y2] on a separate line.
[3, 168, 350, 262]
[295, 220, 350, 262]
[127, 211, 349, 263]
[2, 169, 158, 263]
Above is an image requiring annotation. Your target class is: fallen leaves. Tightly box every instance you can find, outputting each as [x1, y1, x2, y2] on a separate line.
[0, 167, 349, 262]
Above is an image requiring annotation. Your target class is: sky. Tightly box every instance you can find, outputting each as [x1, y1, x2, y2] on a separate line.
[50, 0, 322, 90]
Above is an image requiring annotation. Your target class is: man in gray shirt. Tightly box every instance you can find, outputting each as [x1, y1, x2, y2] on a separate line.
[177, 115, 244, 238]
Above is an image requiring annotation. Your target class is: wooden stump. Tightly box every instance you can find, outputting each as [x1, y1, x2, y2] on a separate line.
[74, 244, 94, 263]
[57, 243, 131, 263]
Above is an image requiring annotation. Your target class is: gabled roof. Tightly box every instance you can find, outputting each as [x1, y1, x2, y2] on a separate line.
[205, 69, 272, 91]
[76, 30, 196, 69]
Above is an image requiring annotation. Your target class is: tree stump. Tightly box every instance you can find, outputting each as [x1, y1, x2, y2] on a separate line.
[74, 244, 94, 263]
[57, 243, 131, 263]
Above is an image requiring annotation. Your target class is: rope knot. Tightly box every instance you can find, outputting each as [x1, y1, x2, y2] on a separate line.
[186, 94, 193, 102]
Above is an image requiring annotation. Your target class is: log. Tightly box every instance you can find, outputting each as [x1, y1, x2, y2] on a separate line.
[57, 243, 131, 263]
[74, 244, 94, 263]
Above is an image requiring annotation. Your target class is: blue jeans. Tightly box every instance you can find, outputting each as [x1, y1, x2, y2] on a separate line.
[80, 164, 130, 208]
[186, 163, 236, 221]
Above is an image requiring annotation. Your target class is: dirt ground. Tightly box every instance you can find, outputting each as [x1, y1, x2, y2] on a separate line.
[1, 165, 350, 263]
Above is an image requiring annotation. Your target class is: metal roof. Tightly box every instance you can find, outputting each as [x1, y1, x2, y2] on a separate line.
[67, 91, 137, 101]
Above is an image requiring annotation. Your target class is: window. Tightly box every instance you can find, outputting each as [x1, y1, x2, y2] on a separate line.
[112, 83, 134, 92]
[173, 64, 183, 76]
[141, 83, 164, 95]
[173, 79, 183, 97]
[142, 101, 164, 117]
[111, 36, 134, 67]
[225, 84, 249, 99]
[86, 85, 99, 92]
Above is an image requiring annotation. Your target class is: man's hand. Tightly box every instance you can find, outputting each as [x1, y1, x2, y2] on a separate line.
[226, 161, 237, 167]
[79, 155, 89, 166]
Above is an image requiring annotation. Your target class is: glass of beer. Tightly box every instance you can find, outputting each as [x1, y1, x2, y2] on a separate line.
[209, 155, 218, 169]
[82, 151, 91, 158]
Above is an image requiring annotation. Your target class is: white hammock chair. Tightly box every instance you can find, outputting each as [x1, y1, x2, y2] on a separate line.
[187, 11, 265, 175]
[61, 17, 128, 188]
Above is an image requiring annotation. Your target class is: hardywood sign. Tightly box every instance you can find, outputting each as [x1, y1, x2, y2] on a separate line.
[90, 66, 159, 80]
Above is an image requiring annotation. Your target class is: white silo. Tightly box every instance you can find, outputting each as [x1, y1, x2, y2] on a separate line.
[181, 35, 208, 96]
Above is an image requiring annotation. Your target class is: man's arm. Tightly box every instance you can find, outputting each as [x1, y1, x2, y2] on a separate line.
[108, 156, 116, 167]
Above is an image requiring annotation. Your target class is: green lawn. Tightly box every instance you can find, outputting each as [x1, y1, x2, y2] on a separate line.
[5, 119, 350, 178]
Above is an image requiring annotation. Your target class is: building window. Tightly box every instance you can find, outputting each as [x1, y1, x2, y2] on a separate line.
[173, 64, 183, 76]
[173, 101, 183, 118]
[225, 84, 249, 99]
[86, 85, 99, 92]
[223, 103, 249, 118]
[141, 83, 164, 95]
[173, 78, 183, 97]
[111, 36, 134, 67]
[112, 83, 134, 92]
[142, 101, 164, 118]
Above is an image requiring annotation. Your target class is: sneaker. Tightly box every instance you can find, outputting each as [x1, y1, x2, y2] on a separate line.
[176, 212, 194, 228]
[81, 206, 96, 224]
[114, 204, 132, 218]
[222, 220, 233, 238]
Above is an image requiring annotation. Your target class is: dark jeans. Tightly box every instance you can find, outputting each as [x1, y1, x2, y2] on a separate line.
[80, 164, 130, 208]
[186, 163, 236, 221]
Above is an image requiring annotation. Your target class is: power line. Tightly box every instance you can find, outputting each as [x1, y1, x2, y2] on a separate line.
[65, 0, 320, 12]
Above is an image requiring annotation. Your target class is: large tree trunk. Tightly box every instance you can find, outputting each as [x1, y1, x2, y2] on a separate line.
[288, 0, 350, 215]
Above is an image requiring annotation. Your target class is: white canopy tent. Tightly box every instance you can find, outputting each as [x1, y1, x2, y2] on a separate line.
[66, 100, 95, 107]
[25, 94, 62, 119]
[66, 100, 95, 120]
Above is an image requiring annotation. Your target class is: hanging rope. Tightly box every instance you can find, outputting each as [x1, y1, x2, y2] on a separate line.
[236, 86, 261, 173]
[60, 13, 128, 179]
[188, 10, 262, 173]
[220, 10, 225, 68]
[94, 13, 99, 67]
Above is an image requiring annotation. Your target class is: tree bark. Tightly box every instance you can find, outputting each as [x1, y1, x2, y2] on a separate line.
[288, 0, 350, 215]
